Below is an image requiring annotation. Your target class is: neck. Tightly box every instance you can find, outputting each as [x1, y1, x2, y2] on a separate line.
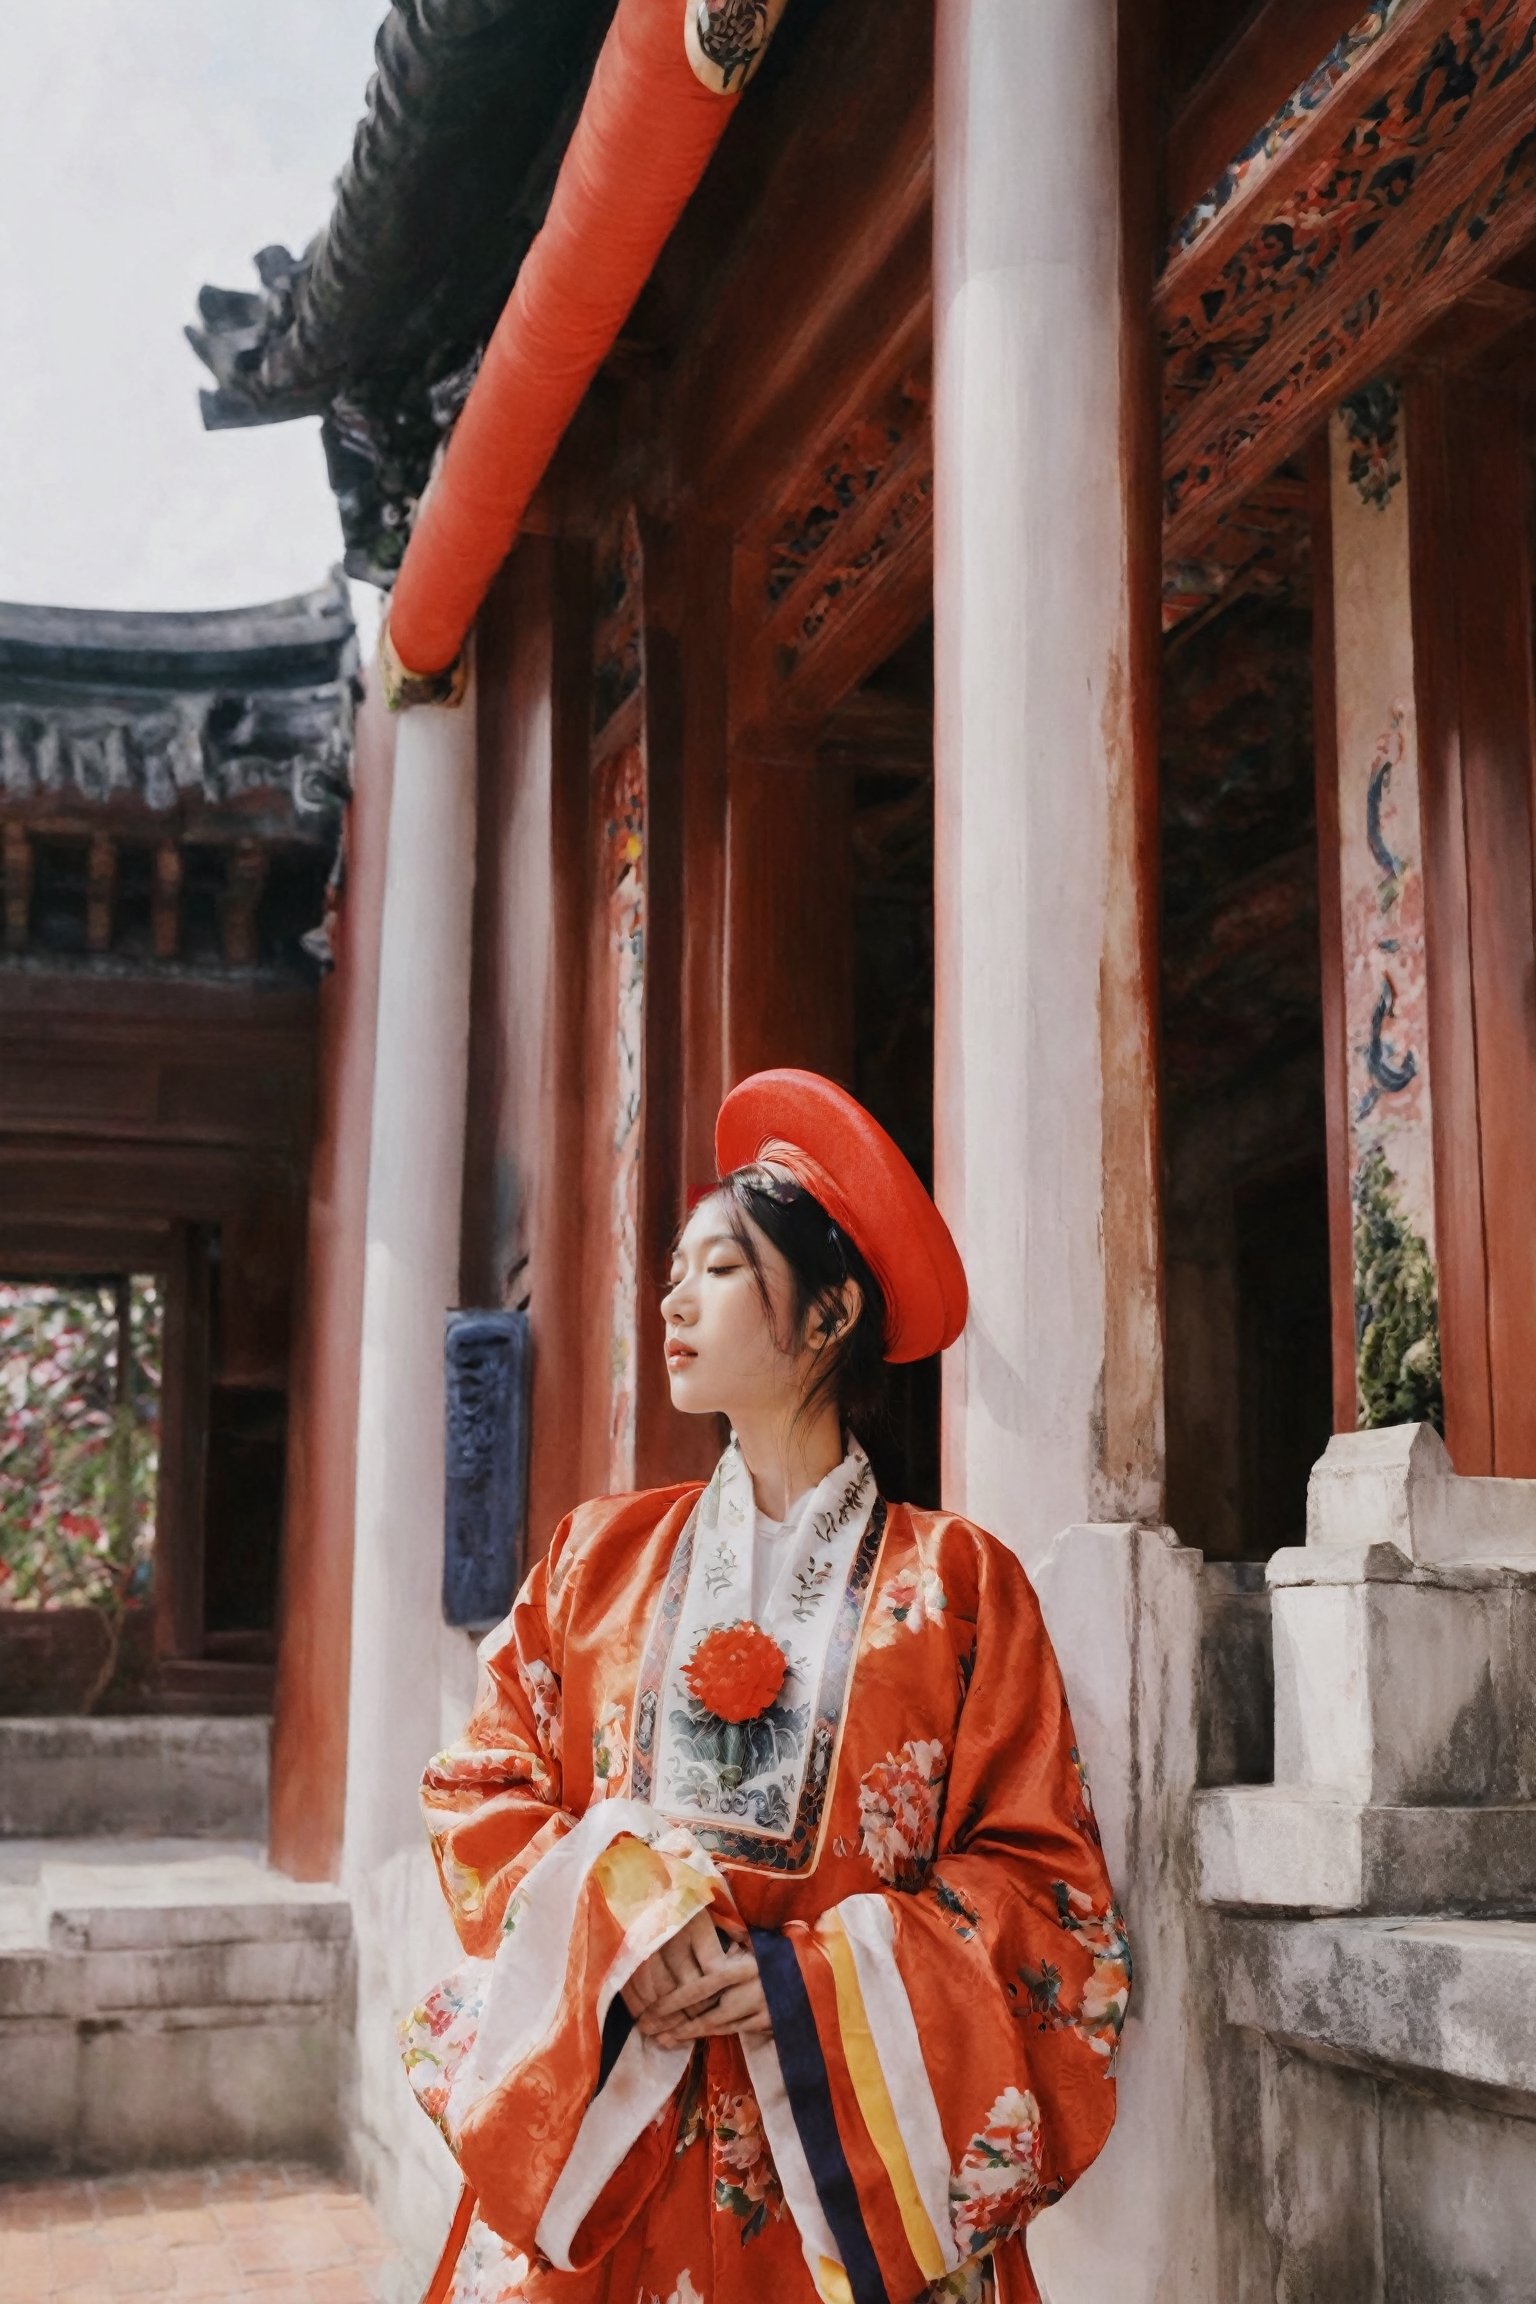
[731, 1400, 846, 1521]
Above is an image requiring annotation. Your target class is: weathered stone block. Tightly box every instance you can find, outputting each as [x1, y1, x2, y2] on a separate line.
[1270, 1580, 1536, 1802]
[0, 1717, 269, 1840]
[1195, 1788, 1536, 1913]
[1307, 1423, 1536, 1568]
[1221, 1915, 1536, 2102]
[0, 2018, 79, 2170]
[1260, 2042, 1383, 2304]
[1198, 1561, 1273, 1788]
[1025, 1524, 1218, 2304]
[74, 2004, 341, 2169]
[1380, 2091, 1536, 2302]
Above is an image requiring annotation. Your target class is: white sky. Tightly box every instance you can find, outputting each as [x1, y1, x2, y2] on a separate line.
[0, 1, 386, 616]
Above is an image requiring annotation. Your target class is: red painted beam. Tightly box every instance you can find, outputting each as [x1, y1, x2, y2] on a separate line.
[387, 0, 784, 684]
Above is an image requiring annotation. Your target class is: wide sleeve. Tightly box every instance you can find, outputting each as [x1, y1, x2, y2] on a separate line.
[420, 1535, 576, 1957]
[741, 1533, 1128, 2304]
[404, 1507, 735, 2270]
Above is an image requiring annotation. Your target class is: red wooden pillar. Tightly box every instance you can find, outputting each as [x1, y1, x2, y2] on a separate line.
[1315, 375, 1536, 1474]
[459, 539, 597, 1560]
[268, 684, 395, 1880]
[1410, 378, 1536, 1475]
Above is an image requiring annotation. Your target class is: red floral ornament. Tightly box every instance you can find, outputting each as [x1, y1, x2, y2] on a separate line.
[683, 1620, 788, 1723]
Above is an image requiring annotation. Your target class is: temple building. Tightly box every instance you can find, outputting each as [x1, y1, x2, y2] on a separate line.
[0, 583, 354, 1710]
[137, 0, 1536, 2291]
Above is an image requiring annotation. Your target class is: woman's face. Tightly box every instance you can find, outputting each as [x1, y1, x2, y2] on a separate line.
[660, 1192, 812, 1423]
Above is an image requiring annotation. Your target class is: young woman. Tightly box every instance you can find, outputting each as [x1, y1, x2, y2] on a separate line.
[403, 1070, 1128, 2304]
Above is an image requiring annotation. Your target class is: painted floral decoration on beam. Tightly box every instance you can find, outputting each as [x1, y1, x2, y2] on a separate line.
[1340, 379, 1403, 508]
[685, 0, 789, 95]
[1166, 0, 1408, 260]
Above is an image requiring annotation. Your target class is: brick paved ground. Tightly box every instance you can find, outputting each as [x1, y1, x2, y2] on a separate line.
[0, 2162, 401, 2303]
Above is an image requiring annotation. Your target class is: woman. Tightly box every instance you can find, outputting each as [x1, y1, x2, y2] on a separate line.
[403, 1069, 1128, 2304]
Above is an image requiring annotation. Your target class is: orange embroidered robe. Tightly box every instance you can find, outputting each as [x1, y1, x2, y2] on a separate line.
[403, 1473, 1127, 2304]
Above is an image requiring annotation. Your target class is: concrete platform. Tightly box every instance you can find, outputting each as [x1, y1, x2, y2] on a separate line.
[0, 1716, 269, 1840]
[0, 1839, 352, 2176]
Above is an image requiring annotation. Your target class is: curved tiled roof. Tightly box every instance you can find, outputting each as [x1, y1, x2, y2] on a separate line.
[0, 577, 356, 833]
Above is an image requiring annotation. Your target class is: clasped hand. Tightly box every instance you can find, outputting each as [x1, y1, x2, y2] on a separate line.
[620, 1908, 771, 2048]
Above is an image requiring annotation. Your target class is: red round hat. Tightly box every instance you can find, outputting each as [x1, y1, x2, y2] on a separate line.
[715, 1069, 968, 1364]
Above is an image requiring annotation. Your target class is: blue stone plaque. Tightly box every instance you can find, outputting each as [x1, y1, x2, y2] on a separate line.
[443, 1309, 531, 1630]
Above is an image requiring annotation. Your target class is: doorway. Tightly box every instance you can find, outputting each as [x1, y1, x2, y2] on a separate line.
[824, 616, 939, 1507]
[1160, 577, 1334, 1560]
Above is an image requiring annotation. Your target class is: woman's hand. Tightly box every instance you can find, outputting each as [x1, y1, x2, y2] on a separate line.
[621, 1909, 771, 2047]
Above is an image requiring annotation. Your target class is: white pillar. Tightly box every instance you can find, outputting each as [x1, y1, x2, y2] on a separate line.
[344, 677, 478, 1879]
[932, 0, 1162, 1563]
[933, 14, 1212, 2299]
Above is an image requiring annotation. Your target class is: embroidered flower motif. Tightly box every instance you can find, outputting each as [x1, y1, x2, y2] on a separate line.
[400, 1969, 485, 2147]
[712, 2086, 785, 2240]
[1068, 1745, 1103, 1849]
[644, 2274, 704, 2304]
[516, 1654, 562, 1766]
[683, 1620, 788, 1723]
[926, 2261, 994, 2304]
[857, 1737, 947, 1888]
[593, 1703, 630, 1796]
[789, 1553, 835, 1620]
[867, 1563, 948, 1646]
[931, 1876, 981, 1942]
[948, 2086, 1045, 2256]
[703, 1540, 739, 1598]
[452, 2214, 530, 2303]
[1052, 1882, 1132, 2066]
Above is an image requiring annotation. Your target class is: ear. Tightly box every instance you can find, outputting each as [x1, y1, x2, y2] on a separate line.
[827, 1277, 863, 1340]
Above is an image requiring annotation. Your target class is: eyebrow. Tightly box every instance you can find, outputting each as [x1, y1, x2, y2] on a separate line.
[672, 1233, 740, 1258]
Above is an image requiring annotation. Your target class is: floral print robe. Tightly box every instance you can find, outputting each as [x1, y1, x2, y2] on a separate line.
[403, 1474, 1129, 2304]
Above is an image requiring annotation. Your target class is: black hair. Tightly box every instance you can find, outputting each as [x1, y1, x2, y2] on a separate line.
[711, 1162, 890, 1447]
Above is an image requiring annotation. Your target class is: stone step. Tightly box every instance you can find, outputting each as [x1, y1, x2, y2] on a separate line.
[0, 1838, 351, 2176]
[1195, 1785, 1536, 1914]
[0, 1715, 269, 1839]
[1221, 1911, 1536, 2105]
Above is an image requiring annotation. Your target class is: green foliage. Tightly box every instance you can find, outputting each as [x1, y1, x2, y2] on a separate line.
[0, 1279, 162, 1613]
[1352, 1148, 1443, 1430]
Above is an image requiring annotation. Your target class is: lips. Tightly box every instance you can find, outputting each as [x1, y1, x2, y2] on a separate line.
[666, 1340, 696, 1367]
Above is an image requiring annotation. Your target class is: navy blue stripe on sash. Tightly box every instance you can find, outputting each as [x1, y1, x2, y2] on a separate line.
[751, 1927, 888, 2304]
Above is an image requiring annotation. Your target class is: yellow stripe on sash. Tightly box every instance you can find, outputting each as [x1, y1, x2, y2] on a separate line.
[815, 2258, 854, 2304]
[821, 1914, 946, 2283]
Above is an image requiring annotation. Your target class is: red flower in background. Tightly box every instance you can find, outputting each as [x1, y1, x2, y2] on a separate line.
[683, 1620, 787, 1723]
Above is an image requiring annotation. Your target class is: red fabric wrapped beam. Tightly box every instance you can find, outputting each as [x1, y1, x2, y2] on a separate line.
[388, 0, 777, 684]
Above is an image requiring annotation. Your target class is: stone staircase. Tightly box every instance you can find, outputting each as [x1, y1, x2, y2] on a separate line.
[1195, 1424, 1536, 2299]
[0, 1717, 353, 2177]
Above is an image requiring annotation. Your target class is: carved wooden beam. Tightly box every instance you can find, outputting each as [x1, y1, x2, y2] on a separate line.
[3, 822, 32, 953]
[734, 369, 934, 740]
[1159, 0, 1536, 561]
[668, 0, 931, 521]
[1163, 471, 1311, 635]
[1167, 0, 1372, 228]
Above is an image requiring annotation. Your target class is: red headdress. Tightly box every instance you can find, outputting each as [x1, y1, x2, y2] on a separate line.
[714, 1069, 968, 1364]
